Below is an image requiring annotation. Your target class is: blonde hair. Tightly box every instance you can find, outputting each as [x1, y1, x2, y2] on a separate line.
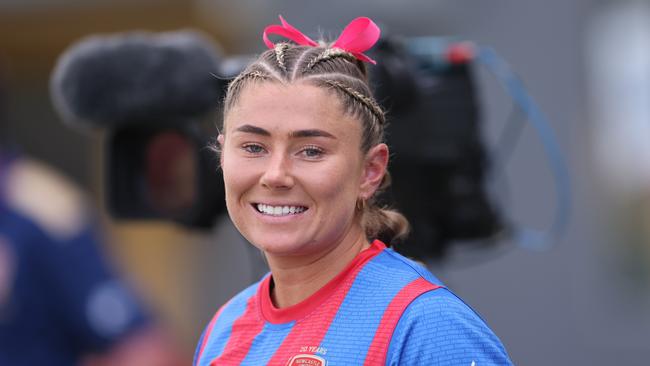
[223, 43, 409, 245]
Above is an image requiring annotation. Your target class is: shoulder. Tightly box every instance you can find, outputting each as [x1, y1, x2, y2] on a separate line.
[4, 157, 88, 240]
[217, 280, 260, 318]
[205, 279, 261, 332]
[197, 281, 261, 340]
[386, 288, 513, 365]
[363, 246, 445, 287]
[193, 280, 262, 366]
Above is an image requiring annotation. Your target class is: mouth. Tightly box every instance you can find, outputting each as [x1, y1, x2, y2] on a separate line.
[254, 203, 308, 216]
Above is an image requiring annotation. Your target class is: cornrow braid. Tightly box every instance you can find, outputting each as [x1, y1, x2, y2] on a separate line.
[230, 70, 271, 88]
[274, 43, 290, 72]
[305, 47, 358, 71]
[323, 79, 385, 125]
[225, 70, 272, 110]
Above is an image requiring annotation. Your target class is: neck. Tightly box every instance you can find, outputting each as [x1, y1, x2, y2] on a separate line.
[266, 227, 370, 309]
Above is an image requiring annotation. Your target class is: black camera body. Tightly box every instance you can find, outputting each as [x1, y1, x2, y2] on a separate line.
[107, 121, 224, 228]
[370, 39, 502, 258]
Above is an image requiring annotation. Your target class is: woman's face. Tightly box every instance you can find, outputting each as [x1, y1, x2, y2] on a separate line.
[219, 82, 387, 258]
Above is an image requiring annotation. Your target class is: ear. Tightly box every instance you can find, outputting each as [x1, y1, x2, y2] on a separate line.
[359, 143, 389, 199]
[217, 134, 225, 166]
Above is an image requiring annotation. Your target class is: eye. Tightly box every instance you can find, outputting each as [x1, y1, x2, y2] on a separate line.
[242, 143, 265, 154]
[299, 145, 324, 159]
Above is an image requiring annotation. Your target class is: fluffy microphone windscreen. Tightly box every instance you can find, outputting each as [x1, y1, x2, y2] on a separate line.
[50, 30, 223, 129]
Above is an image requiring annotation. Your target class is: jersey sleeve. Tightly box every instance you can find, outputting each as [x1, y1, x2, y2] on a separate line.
[193, 325, 208, 366]
[386, 288, 513, 366]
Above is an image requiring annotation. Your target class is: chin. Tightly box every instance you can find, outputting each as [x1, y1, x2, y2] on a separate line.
[248, 233, 318, 257]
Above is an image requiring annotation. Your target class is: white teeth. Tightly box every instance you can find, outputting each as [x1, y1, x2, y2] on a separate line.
[256, 204, 306, 216]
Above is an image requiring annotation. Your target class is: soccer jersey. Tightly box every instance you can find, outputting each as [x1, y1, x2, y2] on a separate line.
[194, 240, 512, 365]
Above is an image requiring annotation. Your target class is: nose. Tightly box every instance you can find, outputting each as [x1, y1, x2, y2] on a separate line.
[260, 152, 294, 190]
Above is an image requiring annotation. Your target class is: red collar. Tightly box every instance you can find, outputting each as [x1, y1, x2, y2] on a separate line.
[259, 240, 386, 324]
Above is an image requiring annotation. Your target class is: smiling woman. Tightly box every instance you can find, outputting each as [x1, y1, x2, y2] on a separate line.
[220, 82, 381, 267]
[193, 16, 513, 366]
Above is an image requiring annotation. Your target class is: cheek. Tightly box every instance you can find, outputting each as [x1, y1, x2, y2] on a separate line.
[221, 152, 255, 200]
[304, 159, 362, 200]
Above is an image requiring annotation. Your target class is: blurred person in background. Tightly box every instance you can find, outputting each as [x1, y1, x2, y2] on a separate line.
[0, 71, 186, 365]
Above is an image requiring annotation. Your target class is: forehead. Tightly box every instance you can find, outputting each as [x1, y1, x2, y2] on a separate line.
[224, 82, 361, 139]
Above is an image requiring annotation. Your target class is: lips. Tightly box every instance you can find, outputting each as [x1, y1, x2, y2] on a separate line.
[255, 203, 308, 216]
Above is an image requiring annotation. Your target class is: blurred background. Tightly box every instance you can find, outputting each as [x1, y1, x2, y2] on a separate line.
[1, 0, 650, 365]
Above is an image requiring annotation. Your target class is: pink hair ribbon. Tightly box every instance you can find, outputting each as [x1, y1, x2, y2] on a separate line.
[263, 15, 318, 49]
[263, 15, 381, 64]
[331, 17, 380, 64]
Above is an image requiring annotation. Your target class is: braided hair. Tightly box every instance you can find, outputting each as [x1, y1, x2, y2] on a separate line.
[222, 43, 409, 245]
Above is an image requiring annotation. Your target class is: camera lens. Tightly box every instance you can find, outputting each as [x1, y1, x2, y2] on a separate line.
[144, 131, 197, 218]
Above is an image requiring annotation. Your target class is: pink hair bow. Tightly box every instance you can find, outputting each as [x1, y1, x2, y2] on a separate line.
[263, 15, 381, 64]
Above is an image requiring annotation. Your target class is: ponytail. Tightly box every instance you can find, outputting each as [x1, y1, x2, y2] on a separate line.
[363, 205, 410, 246]
[360, 172, 410, 245]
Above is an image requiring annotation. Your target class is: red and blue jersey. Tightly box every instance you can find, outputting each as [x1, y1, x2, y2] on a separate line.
[194, 240, 512, 366]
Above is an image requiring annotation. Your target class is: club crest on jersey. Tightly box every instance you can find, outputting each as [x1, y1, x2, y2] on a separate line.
[286, 354, 327, 366]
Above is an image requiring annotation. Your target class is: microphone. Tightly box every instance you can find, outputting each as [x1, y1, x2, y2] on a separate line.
[50, 30, 230, 227]
[50, 30, 223, 130]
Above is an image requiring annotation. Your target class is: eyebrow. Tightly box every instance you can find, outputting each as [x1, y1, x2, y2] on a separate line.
[289, 129, 336, 139]
[233, 124, 336, 139]
[234, 124, 270, 136]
